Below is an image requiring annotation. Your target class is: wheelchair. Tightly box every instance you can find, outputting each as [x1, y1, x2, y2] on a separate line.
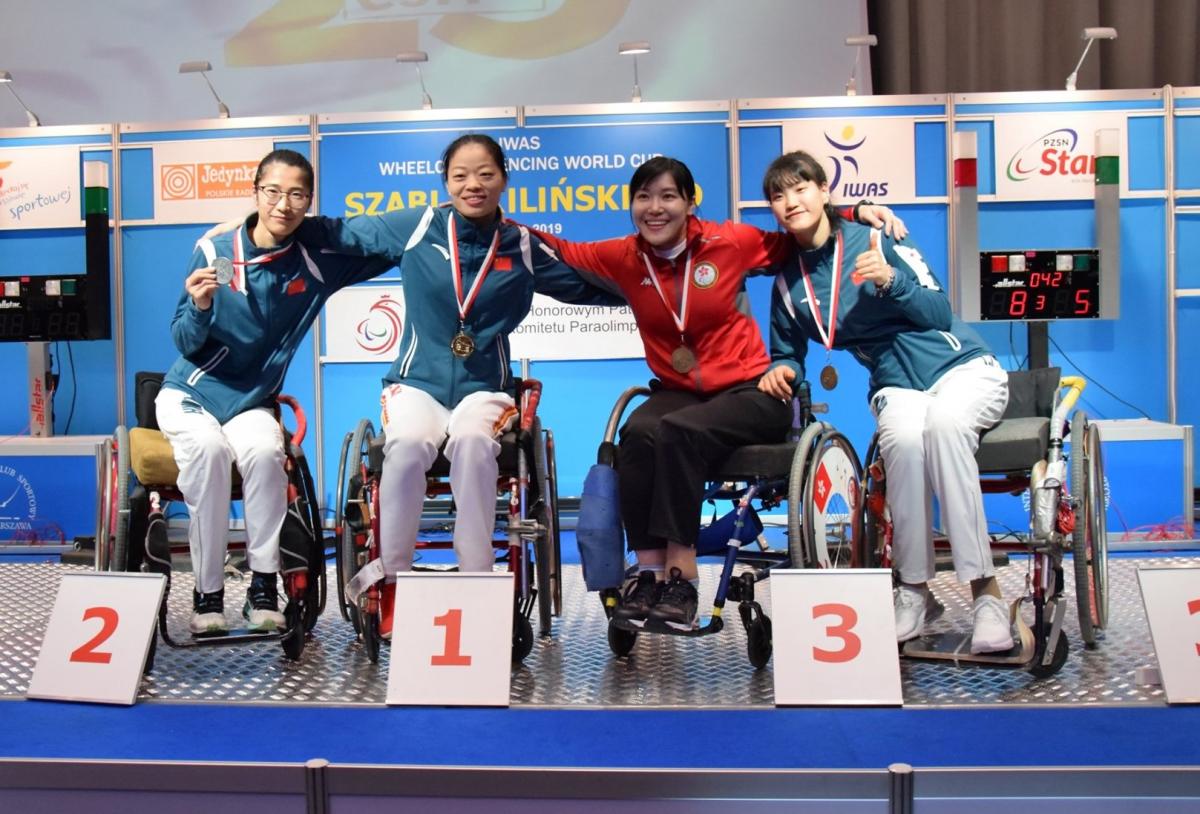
[854, 367, 1108, 678]
[333, 378, 561, 665]
[95, 372, 326, 665]
[591, 380, 862, 669]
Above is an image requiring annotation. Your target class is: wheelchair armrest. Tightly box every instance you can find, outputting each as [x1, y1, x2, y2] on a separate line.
[602, 385, 653, 446]
[518, 378, 543, 431]
[275, 394, 307, 446]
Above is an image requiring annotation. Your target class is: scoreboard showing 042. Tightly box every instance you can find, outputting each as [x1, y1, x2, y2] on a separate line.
[978, 249, 1100, 322]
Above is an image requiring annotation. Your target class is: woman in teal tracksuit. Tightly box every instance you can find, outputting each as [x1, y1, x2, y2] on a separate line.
[757, 150, 1013, 655]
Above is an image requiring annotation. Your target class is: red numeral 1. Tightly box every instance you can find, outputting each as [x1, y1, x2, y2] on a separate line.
[812, 602, 863, 663]
[431, 608, 472, 666]
[69, 606, 119, 664]
[1188, 598, 1200, 657]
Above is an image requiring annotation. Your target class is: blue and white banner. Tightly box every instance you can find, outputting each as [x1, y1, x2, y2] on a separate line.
[0, 145, 80, 230]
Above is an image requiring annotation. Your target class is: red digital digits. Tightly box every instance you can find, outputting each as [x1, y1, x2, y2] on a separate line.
[812, 602, 862, 663]
[69, 606, 119, 664]
[431, 608, 473, 666]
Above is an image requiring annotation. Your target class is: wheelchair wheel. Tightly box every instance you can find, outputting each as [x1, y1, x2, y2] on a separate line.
[98, 426, 131, 572]
[801, 429, 863, 569]
[332, 429, 355, 623]
[785, 421, 827, 568]
[1071, 416, 1109, 646]
[339, 419, 376, 637]
[545, 428, 563, 617]
[746, 615, 772, 670]
[531, 422, 558, 636]
[362, 605, 381, 664]
[281, 600, 306, 661]
[1030, 627, 1070, 678]
[512, 613, 534, 664]
[289, 443, 325, 632]
[607, 621, 637, 658]
[853, 434, 888, 569]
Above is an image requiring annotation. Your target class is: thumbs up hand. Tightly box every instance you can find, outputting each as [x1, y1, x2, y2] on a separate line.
[852, 230, 894, 290]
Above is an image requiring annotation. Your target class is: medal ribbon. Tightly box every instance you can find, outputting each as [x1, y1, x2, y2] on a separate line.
[231, 225, 296, 293]
[448, 213, 502, 324]
[797, 230, 843, 352]
[641, 249, 693, 338]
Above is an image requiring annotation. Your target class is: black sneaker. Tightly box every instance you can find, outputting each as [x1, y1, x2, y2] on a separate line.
[243, 571, 286, 632]
[190, 588, 227, 635]
[613, 570, 662, 627]
[647, 568, 699, 631]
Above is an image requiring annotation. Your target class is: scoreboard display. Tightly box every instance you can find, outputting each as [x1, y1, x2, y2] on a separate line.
[0, 274, 110, 341]
[978, 249, 1100, 321]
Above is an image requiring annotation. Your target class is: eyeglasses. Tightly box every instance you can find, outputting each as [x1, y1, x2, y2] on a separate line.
[256, 186, 312, 207]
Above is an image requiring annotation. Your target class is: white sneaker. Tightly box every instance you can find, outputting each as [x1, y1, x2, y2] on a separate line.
[970, 594, 1014, 654]
[244, 605, 286, 632]
[189, 610, 228, 636]
[893, 584, 930, 642]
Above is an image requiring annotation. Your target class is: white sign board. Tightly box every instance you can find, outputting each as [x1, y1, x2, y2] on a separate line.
[151, 137, 274, 223]
[782, 118, 918, 204]
[1136, 567, 1200, 704]
[771, 569, 902, 706]
[993, 111, 1129, 201]
[0, 145, 82, 230]
[27, 572, 165, 706]
[323, 287, 642, 363]
[386, 572, 514, 706]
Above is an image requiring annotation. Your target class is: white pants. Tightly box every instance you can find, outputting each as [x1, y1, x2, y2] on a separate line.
[155, 387, 287, 594]
[378, 385, 516, 578]
[871, 356, 1009, 585]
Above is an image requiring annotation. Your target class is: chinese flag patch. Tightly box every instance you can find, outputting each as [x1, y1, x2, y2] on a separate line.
[286, 278, 307, 296]
[494, 256, 512, 271]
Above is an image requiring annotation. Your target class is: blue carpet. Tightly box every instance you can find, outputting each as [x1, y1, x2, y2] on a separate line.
[3, 701, 1199, 768]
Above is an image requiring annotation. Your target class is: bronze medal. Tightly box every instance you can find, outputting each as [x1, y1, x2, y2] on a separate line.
[450, 330, 475, 358]
[671, 345, 696, 374]
[819, 364, 839, 391]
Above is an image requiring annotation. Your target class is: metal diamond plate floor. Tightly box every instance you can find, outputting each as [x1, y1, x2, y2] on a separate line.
[0, 557, 1186, 706]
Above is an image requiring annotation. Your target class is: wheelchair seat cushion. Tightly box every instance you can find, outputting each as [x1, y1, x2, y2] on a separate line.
[129, 427, 181, 486]
[975, 416, 1051, 474]
[368, 431, 521, 478]
[710, 442, 798, 481]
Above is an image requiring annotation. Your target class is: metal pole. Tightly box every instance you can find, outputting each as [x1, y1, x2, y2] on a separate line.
[305, 758, 329, 814]
[888, 762, 914, 814]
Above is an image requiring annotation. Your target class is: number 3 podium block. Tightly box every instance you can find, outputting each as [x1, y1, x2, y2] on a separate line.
[27, 573, 165, 706]
[386, 572, 515, 707]
[771, 569, 903, 706]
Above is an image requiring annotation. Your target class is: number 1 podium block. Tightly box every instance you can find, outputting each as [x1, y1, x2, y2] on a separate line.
[27, 572, 165, 706]
[386, 572, 515, 707]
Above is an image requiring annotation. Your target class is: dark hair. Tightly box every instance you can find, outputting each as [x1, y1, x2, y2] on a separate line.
[761, 150, 841, 227]
[441, 133, 508, 182]
[254, 149, 314, 191]
[629, 156, 697, 202]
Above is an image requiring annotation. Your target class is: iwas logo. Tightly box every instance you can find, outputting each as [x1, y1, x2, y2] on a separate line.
[822, 125, 889, 199]
[1006, 128, 1095, 183]
[354, 294, 405, 356]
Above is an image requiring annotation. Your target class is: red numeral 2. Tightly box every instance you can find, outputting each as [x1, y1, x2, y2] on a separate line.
[812, 602, 862, 663]
[431, 608, 472, 667]
[69, 606, 119, 664]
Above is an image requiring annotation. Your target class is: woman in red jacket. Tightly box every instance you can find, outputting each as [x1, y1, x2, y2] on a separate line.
[537, 156, 902, 630]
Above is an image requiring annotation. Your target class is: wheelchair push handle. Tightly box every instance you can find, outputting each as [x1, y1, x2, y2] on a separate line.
[1049, 376, 1087, 445]
[518, 378, 543, 431]
[274, 394, 307, 446]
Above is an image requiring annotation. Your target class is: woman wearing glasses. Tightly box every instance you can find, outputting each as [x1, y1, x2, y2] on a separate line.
[157, 149, 393, 637]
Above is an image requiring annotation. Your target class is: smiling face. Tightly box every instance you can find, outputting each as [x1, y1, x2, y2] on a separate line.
[251, 162, 311, 246]
[768, 176, 830, 247]
[445, 141, 507, 226]
[631, 171, 695, 249]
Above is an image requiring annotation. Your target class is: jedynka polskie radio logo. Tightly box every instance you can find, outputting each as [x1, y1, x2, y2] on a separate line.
[161, 161, 257, 200]
[1006, 128, 1096, 183]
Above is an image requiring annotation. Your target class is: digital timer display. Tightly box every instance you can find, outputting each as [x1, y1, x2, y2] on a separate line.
[978, 249, 1100, 321]
[0, 274, 107, 342]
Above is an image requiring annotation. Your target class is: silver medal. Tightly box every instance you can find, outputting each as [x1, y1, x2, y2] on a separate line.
[213, 256, 234, 286]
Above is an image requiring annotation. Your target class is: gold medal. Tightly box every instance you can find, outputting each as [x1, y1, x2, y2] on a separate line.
[450, 331, 475, 358]
[671, 345, 696, 374]
[819, 364, 838, 390]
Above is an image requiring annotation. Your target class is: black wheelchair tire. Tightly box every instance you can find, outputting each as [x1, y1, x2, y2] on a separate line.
[785, 421, 827, 568]
[854, 434, 887, 570]
[1071, 416, 1108, 646]
[801, 429, 863, 569]
[340, 419, 375, 637]
[281, 601, 306, 661]
[512, 614, 534, 664]
[109, 426, 131, 573]
[332, 429, 355, 623]
[607, 621, 637, 658]
[746, 615, 773, 670]
[1030, 627, 1070, 679]
[362, 609, 380, 664]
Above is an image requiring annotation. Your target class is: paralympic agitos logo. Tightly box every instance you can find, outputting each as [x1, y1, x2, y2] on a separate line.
[354, 294, 405, 356]
[1005, 128, 1096, 182]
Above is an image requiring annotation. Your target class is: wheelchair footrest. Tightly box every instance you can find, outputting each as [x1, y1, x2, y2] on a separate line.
[901, 605, 1036, 666]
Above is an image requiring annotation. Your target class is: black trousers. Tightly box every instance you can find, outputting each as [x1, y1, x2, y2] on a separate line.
[617, 381, 792, 552]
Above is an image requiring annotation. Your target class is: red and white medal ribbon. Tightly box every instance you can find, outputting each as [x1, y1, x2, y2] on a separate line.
[448, 213, 501, 324]
[229, 225, 296, 294]
[641, 249, 693, 339]
[797, 230, 844, 352]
